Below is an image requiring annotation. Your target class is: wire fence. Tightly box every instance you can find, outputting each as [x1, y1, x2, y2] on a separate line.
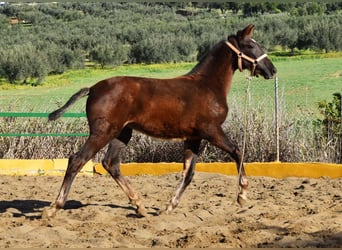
[0, 75, 340, 163]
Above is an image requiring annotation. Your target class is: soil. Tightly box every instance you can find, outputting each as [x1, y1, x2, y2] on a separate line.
[0, 172, 341, 248]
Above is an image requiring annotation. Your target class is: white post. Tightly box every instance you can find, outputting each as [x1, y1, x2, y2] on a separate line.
[274, 75, 280, 162]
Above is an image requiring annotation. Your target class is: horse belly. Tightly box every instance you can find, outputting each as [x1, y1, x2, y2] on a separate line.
[128, 117, 195, 141]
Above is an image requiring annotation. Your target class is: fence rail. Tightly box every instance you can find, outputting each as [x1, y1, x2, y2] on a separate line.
[0, 112, 88, 137]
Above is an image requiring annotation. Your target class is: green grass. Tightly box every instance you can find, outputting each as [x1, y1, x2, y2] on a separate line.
[0, 56, 341, 118]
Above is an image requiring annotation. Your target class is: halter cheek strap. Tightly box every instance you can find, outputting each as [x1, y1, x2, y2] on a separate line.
[226, 42, 268, 76]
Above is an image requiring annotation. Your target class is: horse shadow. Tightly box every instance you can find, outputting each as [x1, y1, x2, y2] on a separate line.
[0, 199, 51, 220]
[0, 199, 160, 220]
[256, 223, 342, 248]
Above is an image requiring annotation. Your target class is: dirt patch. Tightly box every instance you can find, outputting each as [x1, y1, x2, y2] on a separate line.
[0, 173, 341, 247]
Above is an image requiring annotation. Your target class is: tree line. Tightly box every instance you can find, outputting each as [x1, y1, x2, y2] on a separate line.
[0, 2, 341, 84]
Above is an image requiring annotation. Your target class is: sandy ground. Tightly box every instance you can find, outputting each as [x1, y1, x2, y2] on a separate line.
[0, 172, 341, 248]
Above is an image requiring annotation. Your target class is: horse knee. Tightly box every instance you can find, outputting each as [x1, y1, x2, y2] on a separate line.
[102, 158, 113, 171]
[102, 139, 125, 172]
[102, 158, 121, 178]
[184, 148, 194, 160]
[102, 150, 120, 169]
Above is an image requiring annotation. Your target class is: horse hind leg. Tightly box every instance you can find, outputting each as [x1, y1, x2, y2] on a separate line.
[102, 128, 147, 217]
[42, 120, 114, 219]
[166, 139, 201, 213]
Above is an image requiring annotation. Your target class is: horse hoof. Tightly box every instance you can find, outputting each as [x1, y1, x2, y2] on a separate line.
[237, 193, 248, 207]
[136, 207, 147, 217]
[164, 203, 176, 215]
[41, 207, 56, 220]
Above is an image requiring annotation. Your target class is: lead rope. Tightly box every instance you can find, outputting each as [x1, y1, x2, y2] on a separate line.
[236, 74, 251, 206]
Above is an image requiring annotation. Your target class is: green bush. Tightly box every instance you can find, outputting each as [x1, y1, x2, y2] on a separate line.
[317, 93, 342, 163]
[130, 33, 197, 64]
[90, 41, 130, 68]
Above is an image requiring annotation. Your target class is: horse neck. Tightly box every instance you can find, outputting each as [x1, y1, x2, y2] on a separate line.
[187, 42, 236, 97]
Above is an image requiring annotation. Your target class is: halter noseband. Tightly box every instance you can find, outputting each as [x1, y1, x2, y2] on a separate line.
[226, 41, 268, 76]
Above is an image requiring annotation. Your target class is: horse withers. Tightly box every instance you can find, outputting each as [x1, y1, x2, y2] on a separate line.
[42, 24, 277, 219]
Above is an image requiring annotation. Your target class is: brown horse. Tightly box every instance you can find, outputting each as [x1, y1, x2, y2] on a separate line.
[42, 24, 276, 219]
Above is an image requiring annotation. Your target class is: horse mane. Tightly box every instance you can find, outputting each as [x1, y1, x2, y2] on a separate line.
[185, 40, 227, 76]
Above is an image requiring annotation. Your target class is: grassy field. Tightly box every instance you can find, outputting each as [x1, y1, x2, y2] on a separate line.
[0, 55, 341, 118]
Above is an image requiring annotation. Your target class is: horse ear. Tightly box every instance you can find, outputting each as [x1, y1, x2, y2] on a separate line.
[237, 24, 255, 39]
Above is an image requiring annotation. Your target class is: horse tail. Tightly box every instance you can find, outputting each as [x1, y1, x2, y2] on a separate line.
[48, 87, 90, 121]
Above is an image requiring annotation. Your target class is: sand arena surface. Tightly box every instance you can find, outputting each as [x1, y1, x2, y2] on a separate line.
[0, 172, 341, 247]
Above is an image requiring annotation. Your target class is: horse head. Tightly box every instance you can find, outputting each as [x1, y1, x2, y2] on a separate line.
[227, 24, 277, 79]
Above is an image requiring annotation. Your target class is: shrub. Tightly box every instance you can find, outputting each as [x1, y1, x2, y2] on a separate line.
[89, 41, 130, 68]
[130, 33, 196, 64]
[317, 93, 342, 163]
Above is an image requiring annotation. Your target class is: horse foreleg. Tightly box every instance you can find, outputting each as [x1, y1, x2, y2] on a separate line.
[103, 131, 147, 217]
[166, 140, 201, 213]
[206, 127, 249, 206]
